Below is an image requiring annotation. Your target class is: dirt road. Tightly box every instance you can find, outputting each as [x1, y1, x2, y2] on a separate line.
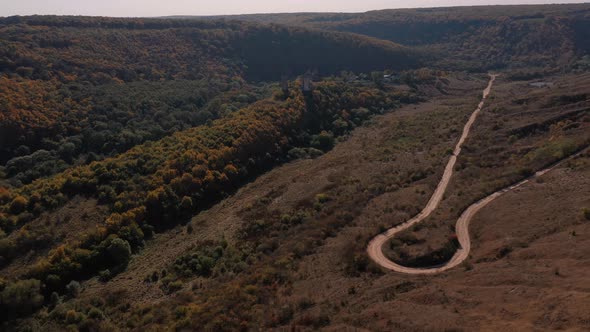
[366, 75, 497, 274]
[366, 75, 589, 274]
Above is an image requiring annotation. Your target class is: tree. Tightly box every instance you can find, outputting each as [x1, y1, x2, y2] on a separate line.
[58, 142, 77, 162]
[66, 280, 81, 298]
[9, 196, 27, 214]
[0, 279, 44, 318]
[107, 238, 132, 266]
[314, 131, 335, 152]
[180, 196, 194, 217]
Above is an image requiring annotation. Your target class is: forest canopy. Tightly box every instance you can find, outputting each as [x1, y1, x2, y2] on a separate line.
[0, 16, 420, 184]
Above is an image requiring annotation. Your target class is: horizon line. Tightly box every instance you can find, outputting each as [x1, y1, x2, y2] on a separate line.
[1, 2, 589, 19]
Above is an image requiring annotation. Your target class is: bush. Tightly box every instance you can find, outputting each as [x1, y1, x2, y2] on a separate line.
[351, 254, 368, 273]
[315, 193, 330, 204]
[287, 147, 324, 160]
[9, 196, 28, 214]
[66, 280, 81, 298]
[65, 309, 86, 324]
[398, 232, 420, 245]
[519, 168, 534, 177]
[98, 269, 112, 282]
[0, 188, 11, 204]
[583, 208, 590, 221]
[88, 307, 105, 320]
[180, 196, 193, 215]
[49, 292, 61, 308]
[106, 238, 132, 266]
[312, 131, 335, 152]
[0, 279, 44, 318]
[168, 280, 183, 293]
[398, 237, 460, 268]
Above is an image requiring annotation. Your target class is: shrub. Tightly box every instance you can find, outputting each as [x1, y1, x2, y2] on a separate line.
[0, 279, 44, 318]
[88, 307, 105, 320]
[351, 254, 368, 273]
[312, 131, 335, 152]
[287, 147, 324, 160]
[583, 208, 590, 221]
[65, 309, 86, 324]
[0, 188, 11, 204]
[66, 281, 81, 298]
[49, 292, 61, 308]
[180, 196, 193, 214]
[315, 193, 330, 204]
[9, 196, 28, 214]
[519, 168, 534, 177]
[98, 269, 112, 282]
[398, 232, 420, 245]
[106, 238, 132, 266]
[174, 246, 220, 278]
[168, 280, 183, 293]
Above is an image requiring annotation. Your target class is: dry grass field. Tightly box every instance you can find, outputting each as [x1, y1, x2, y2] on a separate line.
[386, 73, 590, 268]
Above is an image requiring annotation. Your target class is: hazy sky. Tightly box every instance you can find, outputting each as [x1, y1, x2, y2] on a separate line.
[1, 0, 588, 17]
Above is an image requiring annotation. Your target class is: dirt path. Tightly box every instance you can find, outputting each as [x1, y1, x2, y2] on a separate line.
[366, 74, 497, 274]
[366, 75, 588, 274]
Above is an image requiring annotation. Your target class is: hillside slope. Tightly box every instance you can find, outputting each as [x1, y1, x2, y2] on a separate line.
[0, 16, 419, 182]
[0, 76, 421, 327]
[9, 72, 589, 330]
[0, 16, 418, 83]
[196, 4, 590, 71]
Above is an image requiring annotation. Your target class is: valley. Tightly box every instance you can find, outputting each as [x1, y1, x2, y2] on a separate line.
[0, 4, 589, 331]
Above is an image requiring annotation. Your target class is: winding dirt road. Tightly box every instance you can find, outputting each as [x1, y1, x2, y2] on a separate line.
[367, 74, 505, 274]
[367, 75, 588, 274]
[367, 75, 497, 274]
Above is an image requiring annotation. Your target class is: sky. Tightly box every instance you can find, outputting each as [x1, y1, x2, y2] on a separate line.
[1, 0, 588, 17]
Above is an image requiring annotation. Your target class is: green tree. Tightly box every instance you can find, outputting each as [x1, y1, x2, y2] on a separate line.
[107, 238, 132, 266]
[313, 131, 335, 152]
[0, 279, 44, 318]
[9, 196, 27, 214]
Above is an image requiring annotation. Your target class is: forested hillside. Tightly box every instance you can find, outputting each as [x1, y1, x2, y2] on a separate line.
[0, 16, 417, 82]
[0, 16, 419, 184]
[198, 4, 590, 71]
[1, 4, 589, 330]
[0, 79, 412, 324]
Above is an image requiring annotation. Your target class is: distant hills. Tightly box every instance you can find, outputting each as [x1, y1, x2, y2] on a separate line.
[0, 15, 419, 167]
[1, 4, 590, 331]
[0, 16, 419, 83]
[174, 4, 590, 71]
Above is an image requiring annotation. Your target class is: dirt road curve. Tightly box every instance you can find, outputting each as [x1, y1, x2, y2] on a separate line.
[367, 75, 588, 274]
[367, 74, 505, 274]
[366, 74, 497, 274]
